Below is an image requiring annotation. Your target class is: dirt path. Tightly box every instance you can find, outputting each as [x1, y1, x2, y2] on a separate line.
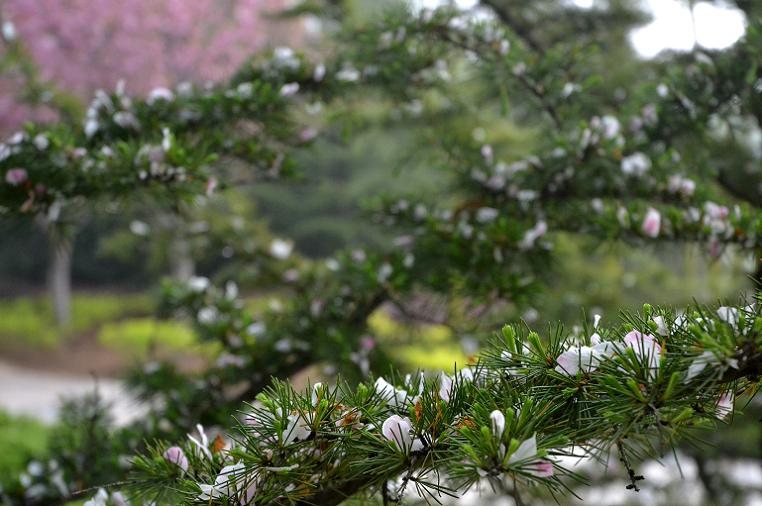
[0, 359, 145, 425]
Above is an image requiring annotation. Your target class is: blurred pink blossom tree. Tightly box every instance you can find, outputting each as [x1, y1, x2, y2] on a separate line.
[0, 0, 298, 131]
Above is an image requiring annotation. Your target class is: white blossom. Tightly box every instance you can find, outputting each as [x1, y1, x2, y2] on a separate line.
[284, 414, 312, 444]
[374, 377, 412, 407]
[518, 221, 548, 250]
[652, 315, 669, 336]
[490, 410, 505, 439]
[621, 152, 651, 176]
[280, 82, 300, 97]
[313, 63, 326, 81]
[197, 307, 218, 324]
[147, 87, 175, 104]
[382, 414, 413, 449]
[554, 342, 613, 376]
[33, 134, 49, 150]
[377, 262, 393, 283]
[475, 207, 499, 223]
[85, 119, 99, 138]
[2, 20, 16, 41]
[336, 66, 360, 82]
[270, 239, 293, 259]
[717, 306, 740, 330]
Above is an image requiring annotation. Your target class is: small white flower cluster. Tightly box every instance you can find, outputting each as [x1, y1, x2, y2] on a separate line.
[668, 174, 696, 197]
[134, 129, 187, 183]
[374, 376, 421, 408]
[179, 424, 256, 503]
[0, 130, 50, 172]
[384, 195, 549, 255]
[375, 369, 480, 455]
[550, 309, 743, 419]
[620, 152, 651, 177]
[555, 329, 661, 378]
[17, 459, 69, 502]
[85, 85, 140, 138]
[83, 488, 130, 506]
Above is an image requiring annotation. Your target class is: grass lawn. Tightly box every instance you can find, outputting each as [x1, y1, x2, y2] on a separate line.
[368, 310, 469, 371]
[97, 317, 200, 358]
[0, 291, 471, 369]
[0, 293, 153, 350]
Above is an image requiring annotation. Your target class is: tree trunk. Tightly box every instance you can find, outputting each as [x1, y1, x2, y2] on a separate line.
[168, 227, 195, 282]
[48, 230, 73, 326]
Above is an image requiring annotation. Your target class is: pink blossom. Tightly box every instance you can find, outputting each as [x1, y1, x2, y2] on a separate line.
[506, 434, 554, 477]
[531, 461, 555, 477]
[704, 201, 729, 220]
[622, 330, 662, 377]
[360, 335, 376, 351]
[641, 208, 661, 238]
[382, 414, 413, 449]
[205, 176, 218, 197]
[623, 331, 661, 354]
[668, 175, 695, 197]
[709, 239, 721, 258]
[4, 167, 27, 185]
[1, 0, 300, 133]
[163, 446, 189, 473]
[716, 391, 734, 420]
[299, 127, 318, 142]
[555, 342, 613, 376]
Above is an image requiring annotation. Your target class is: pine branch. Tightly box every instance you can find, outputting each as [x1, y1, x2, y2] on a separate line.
[130, 298, 762, 505]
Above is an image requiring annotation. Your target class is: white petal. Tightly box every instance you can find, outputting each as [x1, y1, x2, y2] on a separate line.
[382, 415, 412, 449]
[490, 410, 505, 438]
[686, 351, 715, 380]
[652, 315, 669, 336]
[555, 348, 582, 376]
[508, 434, 537, 464]
[717, 307, 739, 329]
[439, 373, 453, 402]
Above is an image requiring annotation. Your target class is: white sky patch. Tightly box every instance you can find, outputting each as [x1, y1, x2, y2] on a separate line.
[416, 0, 746, 59]
[630, 0, 746, 58]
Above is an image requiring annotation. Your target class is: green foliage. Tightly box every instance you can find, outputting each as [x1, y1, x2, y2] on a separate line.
[0, 410, 48, 478]
[132, 301, 762, 505]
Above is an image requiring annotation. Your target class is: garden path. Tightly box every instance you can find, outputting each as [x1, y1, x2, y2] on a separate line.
[0, 359, 144, 425]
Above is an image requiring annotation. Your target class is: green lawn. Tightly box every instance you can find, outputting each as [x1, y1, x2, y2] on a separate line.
[97, 317, 200, 358]
[0, 289, 473, 370]
[368, 310, 469, 371]
[0, 293, 153, 349]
